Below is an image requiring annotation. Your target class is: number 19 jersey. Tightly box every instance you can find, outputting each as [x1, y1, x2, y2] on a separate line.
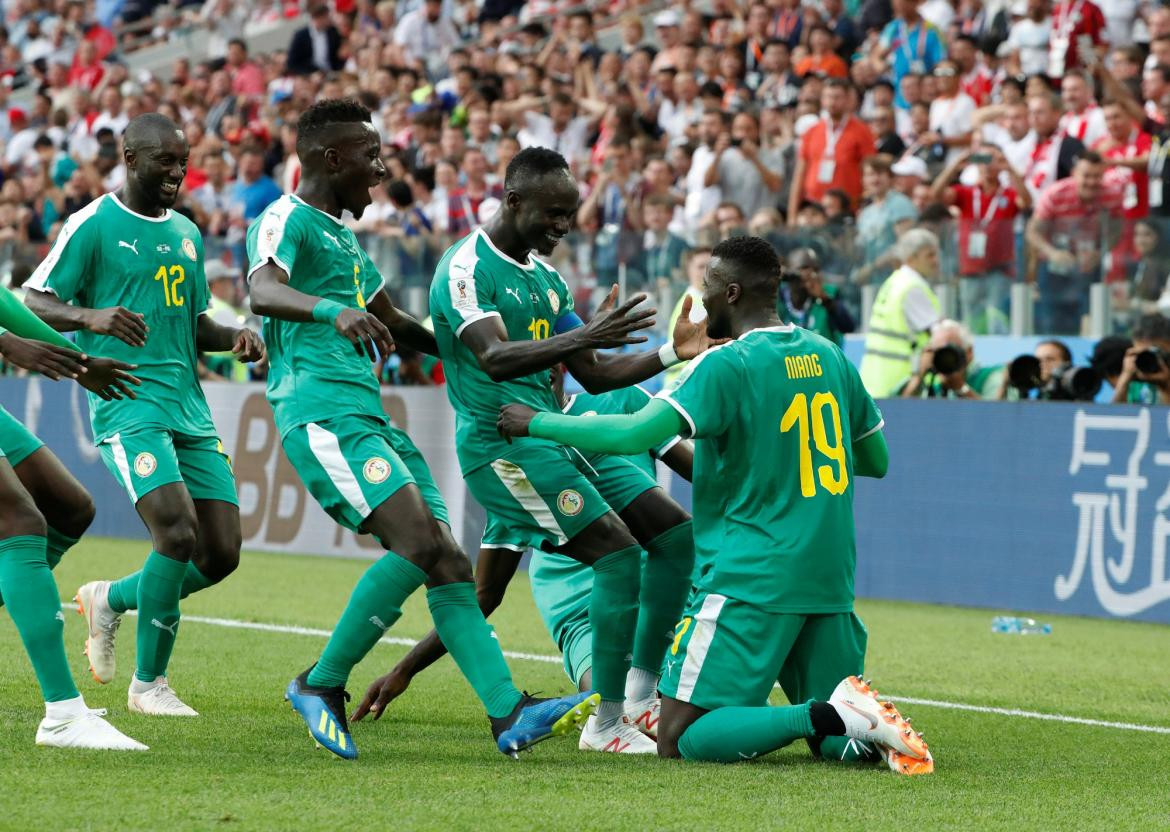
[26, 193, 214, 443]
[429, 228, 577, 473]
[658, 325, 884, 614]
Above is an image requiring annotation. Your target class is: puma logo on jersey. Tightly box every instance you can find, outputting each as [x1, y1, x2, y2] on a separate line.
[505, 287, 522, 303]
[322, 230, 340, 247]
[118, 239, 139, 255]
[150, 617, 178, 636]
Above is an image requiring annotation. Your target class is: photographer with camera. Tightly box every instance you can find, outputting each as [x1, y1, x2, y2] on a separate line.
[777, 248, 857, 346]
[899, 319, 1005, 399]
[1112, 313, 1170, 404]
[998, 339, 1104, 401]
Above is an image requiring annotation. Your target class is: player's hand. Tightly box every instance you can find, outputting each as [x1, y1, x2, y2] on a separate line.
[231, 328, 265, 363]
[78, 356, 141, 401]
[351, 669, 412, 722]
[672, 294, 729, 361]
[497, 403, 538, 442]
[580, 285, 656, 349]
[0, 333, 88, 379]
[334, 308, 394, 360]
[85, 306, 148, 347]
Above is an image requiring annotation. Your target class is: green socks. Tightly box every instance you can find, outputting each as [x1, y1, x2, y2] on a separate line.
[678, 704, 815, 763]
[589, 545, 642, 701]
[632, 521, 695, 674]
[0, 535, 79, 702]
[816, 735, 884, 762]
[45, 527, 80, 571]
[135, 551, 188, 683]
[428, 582, 523, 719]
[307, 552, 426, 689]
[107, 561, 216, 614]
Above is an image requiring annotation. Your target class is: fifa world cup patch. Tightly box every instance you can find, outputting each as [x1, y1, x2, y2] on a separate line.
[557, 489, 584, 516]
[363, 457, 391, 484]
[547, 289, 561, 314]
[133, 452, 157, 478]
[182, 238, 198, 260]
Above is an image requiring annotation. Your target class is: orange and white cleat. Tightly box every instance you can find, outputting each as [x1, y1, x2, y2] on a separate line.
[828, 676, 931, 761]
[885, 746, 935, 775]
[625, 697, 660, 739]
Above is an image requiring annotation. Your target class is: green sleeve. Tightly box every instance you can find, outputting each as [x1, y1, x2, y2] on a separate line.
[553, 269, 575, 316]
[438, 250, 500, 337]
[529, 398, 686, 456]
[25, 209, 100, 303]
[193, 233, 211, 315]
[658, 346, 739, 438]
[360, 248, 386, 301]
[0, 285, 80, 351]
[624, 384, 682, 456]
[853, 430, 889, 478]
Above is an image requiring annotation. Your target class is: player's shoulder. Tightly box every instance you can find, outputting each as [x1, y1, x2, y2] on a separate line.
[435, 230, 495, 283]
[165, 208, 201, 237]
[529, 252, 566, 282]
[667, 338, 743, 392]
[65, 192, 112, 233]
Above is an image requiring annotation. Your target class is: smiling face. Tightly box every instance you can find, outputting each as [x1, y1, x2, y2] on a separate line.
[329, 122, 387, 218]
[510, 170, 579, 256]
[127, 127, 189, 210]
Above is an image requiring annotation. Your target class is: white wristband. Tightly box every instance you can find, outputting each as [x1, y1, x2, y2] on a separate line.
[658, 341, 681, 368]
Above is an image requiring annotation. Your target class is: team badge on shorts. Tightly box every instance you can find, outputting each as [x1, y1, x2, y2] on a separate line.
[363, 457, 391, 484]
[547, 289, 561, 314]
[557, 489, 584, 516]
[182, 238, 197, 260]
[133, 452, 157, 478]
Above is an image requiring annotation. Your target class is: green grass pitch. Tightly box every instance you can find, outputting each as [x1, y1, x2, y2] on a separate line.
[1, 537, 1166, 831]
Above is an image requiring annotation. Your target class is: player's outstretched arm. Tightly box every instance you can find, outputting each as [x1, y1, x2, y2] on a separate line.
[499, 398, 685, 456]
[564, 294, 727, 394]
[25, 288, 148, 347]
[366, 290, 438, 356]
[659, 440, 695, 483]
[194, 314, 265, 363]
[352, 548, 524, 722]
[853, 430, 889, 478]
[250, 260, 392, 360]
[460, 285, 655, 384]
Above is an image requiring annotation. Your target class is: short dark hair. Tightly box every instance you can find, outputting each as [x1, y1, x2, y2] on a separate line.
[504, 146, 570, 191]
[711, 235, 782, 296]
[228, 37, 246, 52]
[1091, 335, 1134, 376]
[387, 180, 413, 207]
[297, 98, 372, 147]
[1133, 313, 1170, 342]
[824, 77, 851, 92]
[1037, 339, 1073, 364]
[1075, 149, 1104, 166]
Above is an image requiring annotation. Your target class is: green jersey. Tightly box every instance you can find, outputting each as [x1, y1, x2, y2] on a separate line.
[247, 195, 387, 438]
[658, 325, 883, 613]
[563, 385, 681, 480]
[26, 193, 214, 443]
[429, 229, 577, 473]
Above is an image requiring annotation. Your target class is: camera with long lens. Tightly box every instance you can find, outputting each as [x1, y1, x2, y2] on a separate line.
[1134, 347, 1169, 375]
[930, 344, 967, 375]
[1007, 354, 1101, 401]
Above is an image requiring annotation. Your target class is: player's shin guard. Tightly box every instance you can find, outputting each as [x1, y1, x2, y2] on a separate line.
[106, 561, 217, 614]
[678, 704, 815, 763]
[428, 582, 523, 718]
[45, 527, 80, 571]
[134, 551, 187, 683]
[307, 552, 426, 689]
[589, 546, 642, 703]
[633, 521, 694, 676]
[0, 535, 80, 702]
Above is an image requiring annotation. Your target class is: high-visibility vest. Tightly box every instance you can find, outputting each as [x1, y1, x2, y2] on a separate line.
[859, 266, 939, 398]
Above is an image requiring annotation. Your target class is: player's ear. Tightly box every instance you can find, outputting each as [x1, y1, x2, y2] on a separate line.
[323, 146, 340, 172]
[726, 282, 742, 304]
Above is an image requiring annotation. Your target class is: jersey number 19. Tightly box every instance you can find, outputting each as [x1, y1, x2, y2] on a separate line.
[780, 392, 848, 498]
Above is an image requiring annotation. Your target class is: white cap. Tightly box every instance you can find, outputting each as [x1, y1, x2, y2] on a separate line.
[891, 155, 929, 179]
[653, 9, 680, 27]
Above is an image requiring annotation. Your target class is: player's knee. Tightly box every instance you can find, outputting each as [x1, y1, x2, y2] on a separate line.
[197, 535, 241, 583]
[0, 492, 47, 539]
[150, 511, 198, 560]
[396, 522, 447, 574]
[656, 733, 683, 759]
[55, 488, 96, 539]
[427, 544, 474, 586]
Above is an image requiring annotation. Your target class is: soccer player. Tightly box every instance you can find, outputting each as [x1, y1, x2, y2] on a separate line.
[246, 98, 595, 761]
[25, 113, 265, 718]
[498, 236, 935, 774]
[0, 284, 145, 749]
[353, 366, 695, 751]
[429, 146, 716, 753]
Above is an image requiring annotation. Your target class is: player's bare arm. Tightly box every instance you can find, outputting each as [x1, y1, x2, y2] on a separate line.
[25, 289, 148, 347]
[194, 314, 265, 363]
[658, 439, 695, 482]
[365, 290, 437, 356]
[250, 260, 393, 360]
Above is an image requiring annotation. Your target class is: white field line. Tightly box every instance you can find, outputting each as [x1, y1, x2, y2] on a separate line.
[64, 605, 1170, 736]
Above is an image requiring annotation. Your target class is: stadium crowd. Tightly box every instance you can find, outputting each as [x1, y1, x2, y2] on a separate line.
[1, 0, 1170, 397]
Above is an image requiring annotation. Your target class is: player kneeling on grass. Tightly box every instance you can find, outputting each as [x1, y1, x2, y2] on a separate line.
[26, 113, 265, 719]
[246, 98, 596, 761]
[498, 236, 935, 774]
[0, 285, 145, 750]
[354, 365, 696, 750]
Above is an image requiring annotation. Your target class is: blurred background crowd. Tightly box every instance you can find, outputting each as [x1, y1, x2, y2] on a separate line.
[1, 0, 1169, 401]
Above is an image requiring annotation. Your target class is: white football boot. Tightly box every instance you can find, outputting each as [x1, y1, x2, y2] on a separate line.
[828, 676, 931, 761]
[36, 699, 147, 751]
[128, 677, 199, 717]
[624, 697, 660, 739]
[578, 715, 658, 754]
[75, 581, 121, 684]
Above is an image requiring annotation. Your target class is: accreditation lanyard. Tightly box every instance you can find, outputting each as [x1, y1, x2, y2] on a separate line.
[1054, 0, 1085, 42]
[899, 21, 928, 72]
[967, 186, 1000, 258]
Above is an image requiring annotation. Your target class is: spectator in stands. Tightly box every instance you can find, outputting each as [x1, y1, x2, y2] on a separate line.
[685, 109, 726, 234]
[1060, 71, 1108, 148]
[855, 153, 918, 284]
[1006, 0, 1052, 77]
[1113, 313, 1170, 404]
[778, 247, 856, 346]
[795, 24, 849, 78]
[899, 319, 1005, 398]
[995, 339, 1074, 399]
[447, 147, 501, 238]
[930, 145, 1031, 334]
[1090, 334, 1134, 397]
[394, 0, 459, 80]
[869, 105, 906, 158]
[702, 110, 783, 221]
[1048, 0, 1106, 79]
[1027, 150, 1125, 333]
[639, 193, 689, 289]
[1127, 219, 1170, 316]
[860, 228, 943, 397]
[1025, 91, 1086, 202]
[881, 0, 945, 106]
[926, 59, 976, 164]
[664, 246, 712, 387]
